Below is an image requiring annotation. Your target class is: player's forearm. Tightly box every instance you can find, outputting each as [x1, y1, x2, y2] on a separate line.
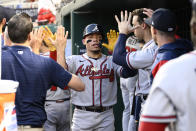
[57, 48, 68, 70]
[112, 34, 129, 67]
[68, 74, 85, 91]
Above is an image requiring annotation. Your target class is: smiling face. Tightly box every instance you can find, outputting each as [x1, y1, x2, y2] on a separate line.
[83, 33, 103, 53]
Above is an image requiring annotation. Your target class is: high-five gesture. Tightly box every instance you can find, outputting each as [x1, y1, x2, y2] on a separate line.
[54, 26, 68, 51]
[53, 26, 69, 70]
[115, 10, 139, 35]
[30, 27, 44, 54]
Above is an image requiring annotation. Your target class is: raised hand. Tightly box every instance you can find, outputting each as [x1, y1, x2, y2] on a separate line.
[115, 10, 139, 35]
[54, 26, 68, 52]
[102, 29, 119, 52]
[30, 27, 44, 54]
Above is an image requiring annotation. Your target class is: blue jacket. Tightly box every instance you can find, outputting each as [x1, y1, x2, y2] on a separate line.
[151, 39, 193, 83]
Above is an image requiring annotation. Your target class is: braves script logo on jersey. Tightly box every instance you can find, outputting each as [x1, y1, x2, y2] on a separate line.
[76, 64, 114, 82]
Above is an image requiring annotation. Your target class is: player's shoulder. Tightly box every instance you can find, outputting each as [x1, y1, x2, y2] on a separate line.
[152, 51, 196, 90]
[66, 54, 83, 61]
[143, 39, 157, 49]
[161, 51, 196, 71]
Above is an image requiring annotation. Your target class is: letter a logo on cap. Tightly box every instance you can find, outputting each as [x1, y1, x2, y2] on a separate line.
[168, 27, 173, 31]
[92, 25, 99, 32]
[152, 21, 154, 25]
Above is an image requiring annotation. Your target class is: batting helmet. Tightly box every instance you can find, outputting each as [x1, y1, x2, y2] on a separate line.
[83, 24, 104, 38]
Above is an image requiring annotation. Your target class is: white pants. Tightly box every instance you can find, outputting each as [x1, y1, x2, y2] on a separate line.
[120, 76, 137, 131]
[72, 108, 114, 131]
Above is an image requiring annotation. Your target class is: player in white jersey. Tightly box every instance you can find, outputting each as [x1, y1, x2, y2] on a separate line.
[120, 36, 142, 131]
[139, 2, 196, 130]
[55, 23, 137, 131]
[113, 9, 158, 130]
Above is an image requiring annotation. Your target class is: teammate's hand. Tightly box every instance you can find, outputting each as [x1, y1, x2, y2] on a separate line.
[102, 29, 119, 52]
[30, 27, 44, 54]
[53, 26, 68, 52]
[115, 10, 139, 35]
[42, 26, 56, 51]
[143, 8, 154, 18]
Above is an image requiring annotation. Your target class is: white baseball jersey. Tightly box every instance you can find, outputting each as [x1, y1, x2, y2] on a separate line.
[120, 35, 140, 94]
[140, 50, 196, 131]
[66, 53, 122, 107]
[40, 52, 70, 100]
[126, 39, 158, 95]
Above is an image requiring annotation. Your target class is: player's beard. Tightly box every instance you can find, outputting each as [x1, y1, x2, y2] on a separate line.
[91, 49, 101, 54]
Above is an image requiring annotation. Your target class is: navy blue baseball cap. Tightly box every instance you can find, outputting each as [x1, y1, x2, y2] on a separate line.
[83, 24, 104, 38]
[145, 8, 176, 32]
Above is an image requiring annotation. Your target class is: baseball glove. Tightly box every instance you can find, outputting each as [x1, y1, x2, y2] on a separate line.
[42, 26, 56, 51]
[102, 29, 119, 52]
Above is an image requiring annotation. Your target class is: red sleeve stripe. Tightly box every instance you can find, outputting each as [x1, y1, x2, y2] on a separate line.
[142, 115, 176, 119]
[152, 60, 168, 78]
[50, 50, 57, 61]
[139, 121, 168, 131]
[126, 52, 135, 69]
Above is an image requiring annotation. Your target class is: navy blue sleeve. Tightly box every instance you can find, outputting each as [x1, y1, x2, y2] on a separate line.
[112, 34, 129, 68]
[121, 66, 138, 78]
[49, 59, 72, 89]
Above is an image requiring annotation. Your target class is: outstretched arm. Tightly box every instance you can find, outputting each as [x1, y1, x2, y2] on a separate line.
[113, 34, 128, 67]
[113, 10, 139, 67]
[68, 74, 85, 91]
[53, 26, 69, 70]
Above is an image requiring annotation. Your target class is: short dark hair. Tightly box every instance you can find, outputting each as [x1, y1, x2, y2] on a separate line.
[8, 14, 33, 43]
[19, 12, 32, 21]
[132, 8, 148, 24]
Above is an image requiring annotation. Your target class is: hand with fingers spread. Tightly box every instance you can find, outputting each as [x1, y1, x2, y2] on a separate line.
[115, 10, 139, 35]
[30, 27, 44, 54]
[53, 26, 69, 52]
[42, 26, 56, 51]
[102, 29, 119, 52]
[53, 26, 69, 70]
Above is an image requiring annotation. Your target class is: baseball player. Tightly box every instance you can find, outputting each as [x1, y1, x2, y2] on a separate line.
[120, 36, 140, 131]
[145, 8, 193, 83]
[113, 9, 158, 130]
[55, 23, 137, 131]
[103, 30, 140, 131]
[139, 3, 196, 130]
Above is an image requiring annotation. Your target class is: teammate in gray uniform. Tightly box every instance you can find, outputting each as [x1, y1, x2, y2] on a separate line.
[55, 23, 137, 131]
[40, 46, 71, 131]
[113, 9, 158, 130]
[120, 36, 140, 131]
